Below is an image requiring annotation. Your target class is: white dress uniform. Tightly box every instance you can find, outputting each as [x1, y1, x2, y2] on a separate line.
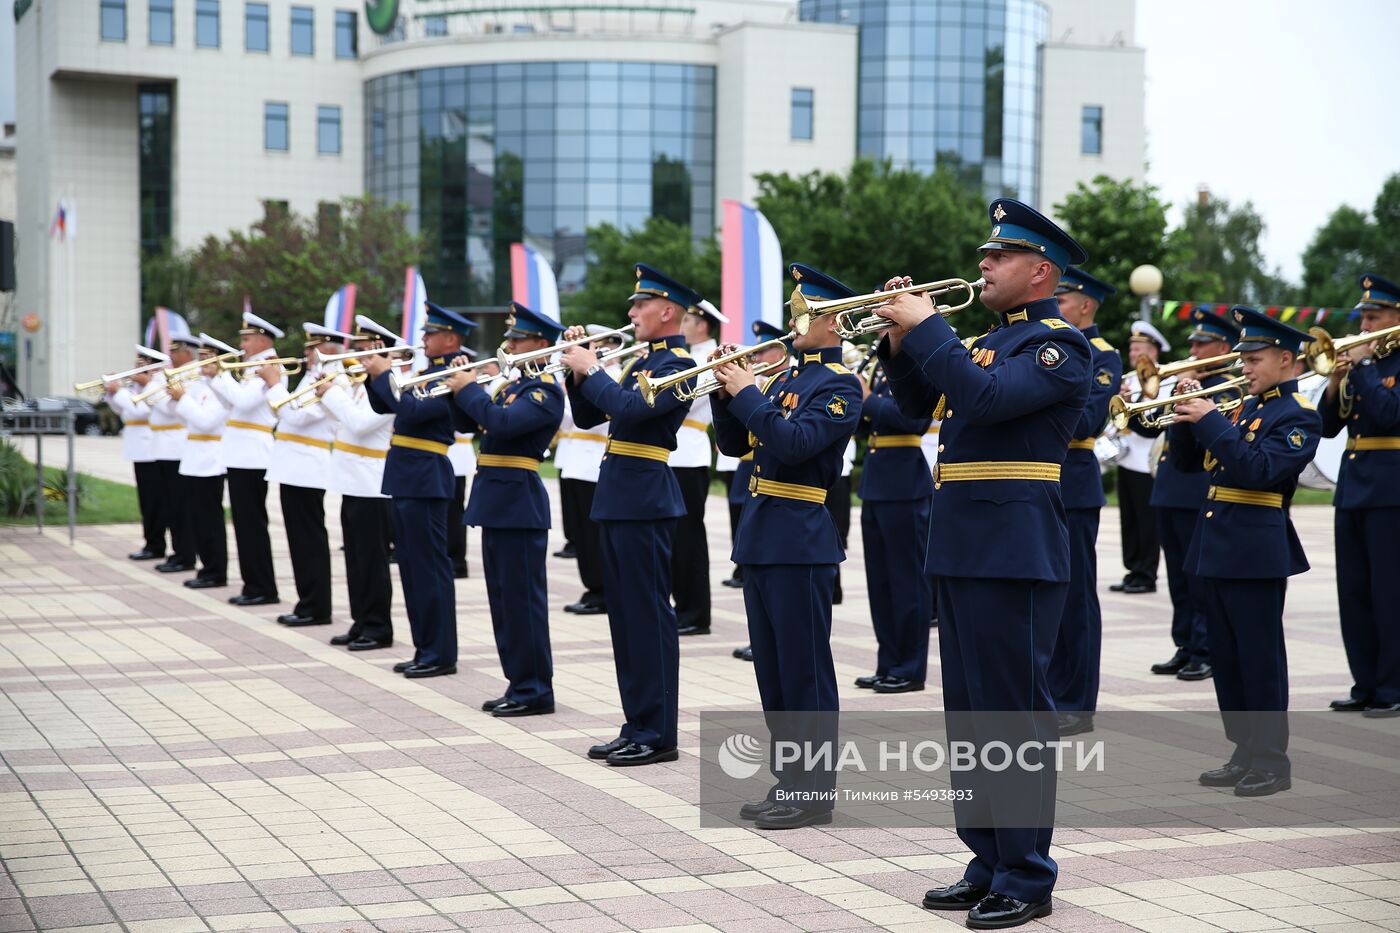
[109, 386, 156, 464]
[175, 373, 230, 584]
[209, 347, 283, 469]
[108, 348, 166, 559]
[321, 379, 393, 498]
[146, 372, 198, 569]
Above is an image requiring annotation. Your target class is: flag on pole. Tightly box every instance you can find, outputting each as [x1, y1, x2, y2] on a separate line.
[401, 266, 428, 369]
[509, 243, 560, 319]
[144, 307, 190, 356]
[323, 284, 358, 333]
[720, 200, 783, 345]
[49, 199, 74, 241]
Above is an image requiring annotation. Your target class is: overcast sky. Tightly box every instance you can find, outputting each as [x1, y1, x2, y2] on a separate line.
[1136, 0, 1400, 286]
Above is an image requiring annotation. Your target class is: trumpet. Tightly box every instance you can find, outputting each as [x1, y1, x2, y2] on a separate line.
[497, 324, 636, 372]
[636, 337, 791, 406]
[1108, 375, 1249, 430]
[316, 345, 421, 365]
[132, 351, 244, 402]
[792, 277, 984, 336]
[270, 368, 367, 411]
[540, 340, 647, 376]
[1306, 323, 1400, 375]
[389, 356, 497, 401]
[219, 356, 304, 375]
[1136, 351, 1240, 399]
[74, 360, 170, 397]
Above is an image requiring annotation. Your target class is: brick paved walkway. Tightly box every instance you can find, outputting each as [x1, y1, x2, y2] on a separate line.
[3, 437, 1399, 932]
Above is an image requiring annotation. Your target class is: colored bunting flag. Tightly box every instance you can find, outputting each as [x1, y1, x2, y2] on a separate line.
[720, 200, 783, 346]
[509, 243, 560, 320]
[322, 284, 357, 334]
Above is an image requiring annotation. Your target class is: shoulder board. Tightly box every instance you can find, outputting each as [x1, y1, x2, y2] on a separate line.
[1041, 318, 1072, 330]
[671, 347, 691, 359]
[538, 372, 556, 385]
[1292, 392, 1316, 410]
[1091, 337, 1115, 352]
[825, 362, 852, 376]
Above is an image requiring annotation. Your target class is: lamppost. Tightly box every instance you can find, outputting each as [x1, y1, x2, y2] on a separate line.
[1129, 264, 1163, 323]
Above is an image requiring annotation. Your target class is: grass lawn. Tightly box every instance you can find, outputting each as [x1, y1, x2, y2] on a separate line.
[2, 465, 143, 526]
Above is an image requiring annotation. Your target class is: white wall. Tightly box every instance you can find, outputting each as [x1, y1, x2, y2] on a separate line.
[1042, 0, 1135, 45]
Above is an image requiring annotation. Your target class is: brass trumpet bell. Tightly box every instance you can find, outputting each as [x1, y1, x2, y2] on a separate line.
[1306, 323, 1400, 376]
[635, 337, 791, 406]
[791, 277, 984, 336]
[1135, 351, 1240, 399]
[1109, 375, 1249, 430]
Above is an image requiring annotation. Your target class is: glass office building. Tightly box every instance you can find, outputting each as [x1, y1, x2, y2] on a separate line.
[365, 62, 716, 307]
[799, 0, 1048, 204]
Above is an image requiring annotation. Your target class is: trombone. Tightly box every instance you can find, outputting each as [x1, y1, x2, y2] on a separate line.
[74, 360, 168, 397]
[540, 340, 647, 376]
[132, 351, 243, 403]
[791, 277, 984, 336]
[316, 345, 420, 365]
[1108, 375, 1249, 430]
[497, 324, 636, 372]
[636, 337, 791, 406]
[1306, 323, 1400, 375]
[1136, 351, 1240, 399]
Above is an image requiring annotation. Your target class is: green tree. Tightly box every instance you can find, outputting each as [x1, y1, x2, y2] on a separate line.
[1165, 195, 1298, 309]
[1300, 204, 1374, 313]
[563, 216, 720, 328]
[139, 238, 199, 322]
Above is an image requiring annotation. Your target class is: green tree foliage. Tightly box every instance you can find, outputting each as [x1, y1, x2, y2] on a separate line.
[1166, 196, 1299, 310]
[139, 238, 199, 323]
[563, 216, 720, 327]
[1301, 174, 1400, 316]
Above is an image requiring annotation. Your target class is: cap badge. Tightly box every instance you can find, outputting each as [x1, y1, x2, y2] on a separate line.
[1362, 276, 1373, 289]
[993, 204, 1007, 222]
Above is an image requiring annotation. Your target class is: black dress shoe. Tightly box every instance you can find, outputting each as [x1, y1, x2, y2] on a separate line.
[482, 696, 508, 712]
[493, 700, 555, 718]
[1199, 762, 1249, 787]
[348, 637, 391, 651]
[721, 574, 744, 588]
[1177, 661, 1212, 681]
[155, 561, 195, 573]
[873, 677, 924, 694]
[277, 614, 330, 627]
[1234, 769, 1291, 797]
[1120, 580, 1156, 594]
[183, 577, 227, 589]
[734, 646, 754, 662]
[330, 634, 352, 646]
[677, 623, 710, 636]
[588, 736, 631, 760]
[393, 660, 417, 674]
[229, 594, 279, 606]
[564, 600, 607, 615]
[922, 879, 991, 911]
[1056, 713, 1094, 736]
[855, 674, 883, 689]
[452, 565, 469, 579]
[1150, 649, 1189, 675]
[1330, 696, 1371, 712]
[754, 805, 833, 829]
[553, 544, 577, 559]
[1363, 702, 1400, 718]
[128, 549, 164, 561]
[967, 892, 1052, 929]
[606, 742, 678, 766]
[738, 799, 779, 821]
[402, 663, 456, 678]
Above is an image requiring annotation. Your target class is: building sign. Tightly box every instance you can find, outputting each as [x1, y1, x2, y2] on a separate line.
[14, 0, 33, 23]
[365, 0, 397, 34]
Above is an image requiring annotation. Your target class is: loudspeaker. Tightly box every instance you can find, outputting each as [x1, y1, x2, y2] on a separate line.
[0, 221, 14, 292]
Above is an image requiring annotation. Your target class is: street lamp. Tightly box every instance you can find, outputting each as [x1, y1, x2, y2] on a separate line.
[1129, 264, 1163, 323]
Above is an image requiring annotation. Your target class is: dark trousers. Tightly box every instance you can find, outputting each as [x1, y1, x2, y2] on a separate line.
[826, 475, 851, 602]
[133, 460, 165, 555]
[1116, 467, 1159, 582]
[391, 497, 455, 667]
[227, 467, 278, 600]
[483, 527, 554, 707]
[718, 471, 741, 581]
[599, 519, 678, 748]
[447, 475, 468, 575]
[939, 576, 1064, 906]
[183, 474, 227, 581]
[743, 563, 839, 811]
[560, 478, 604, 604]
[1049, 508, 1102, 713]
[156, 459, 195, 565]
[1158, 507, 1209, 662]
[279, 484, 331, 621]
[1336, 507, 1400, 704]
[861, 498, 932, 681]
[341, 496, 393, 644]
[1200, 577, 1290, 776]
[671, 466, 711, 630]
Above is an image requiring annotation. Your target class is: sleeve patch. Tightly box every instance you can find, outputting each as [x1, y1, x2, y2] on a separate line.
[1095, 368, 1113, 386]
[1042, 318, 1072, 330]
[1291, 391, 1316, 410]
[1287, 427, 1307, 450]
[825, 395, 850, 419]
[1384, 376, 1396, 389]
[1036, 342, 1066, 370]
[530, 388, 546, 404]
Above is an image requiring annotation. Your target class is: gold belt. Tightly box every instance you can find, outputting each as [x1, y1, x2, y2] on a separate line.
[1347, 436, 1400, 451]
[681, 419, 709, 432]
[478, 454, 541, 471]
[391, 434, 450, 456]
[277, 432, 332, 451]
[150, 424, 182, 432]
[1207, 485, 1284, 508]
[605, 439, 671, 463]
[334, 441, 388, 459]
[126, 419, 149, 427]
[869, 434, 923, 449]
[227, 420, 274, 434]
[186, 434, 221, 442]
[934, 461, 1061, 484]
[561, 432, 607, 443]
[749, 475, 827, 504]
[1068, 439, 1097, 451]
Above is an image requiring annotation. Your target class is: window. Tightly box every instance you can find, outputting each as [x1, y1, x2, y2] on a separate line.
[196, 0, 219, 48]
[245, 2, 268, 51]
[264, 102, 289, 151]
[290, 6, 314, 55]
[424, 14, 447, 37]
[1081, 105, 1103, 155]
[791, 87, 814, 140]
[317, 105, 341, 154]
[100, 0, 126, 41]
[149, 0, 173, 44]
[335, 10, 357, 58]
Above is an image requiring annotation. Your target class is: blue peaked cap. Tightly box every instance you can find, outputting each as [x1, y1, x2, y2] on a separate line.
[1188, 307, 1240, 343]
[1056, 266, 1117, 304]
[1231, 306, 1311, 354]
[503, 301, 563, 342]
[424, 301, 477, 337]
[752, 319, 794, 354]
[630, 263, 703, 310]
[979, 198, 1088, 272]
[1357, 273, 1400, 310]
[789, 263, 856, 301]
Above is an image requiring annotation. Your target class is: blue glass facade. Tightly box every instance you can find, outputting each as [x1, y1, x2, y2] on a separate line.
[365, 62, 716, 307]
[799, 0, 1048, 205]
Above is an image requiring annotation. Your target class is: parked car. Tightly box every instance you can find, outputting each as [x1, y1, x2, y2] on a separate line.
[0, 397, 116, 436]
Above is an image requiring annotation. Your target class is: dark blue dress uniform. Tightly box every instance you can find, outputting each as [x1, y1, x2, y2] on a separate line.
[1320, 274, 1400, 713]
[1048, 267, 1122, 720]
[1170, 307, 1321, 784]
[881, 200, 1090, 908]
[455, 303, 566, 714]
[858, 360, 933, 689]
[366, 303, 475, 674]
[567, 264, 698, 760]
[1139, 309, 1242, 670]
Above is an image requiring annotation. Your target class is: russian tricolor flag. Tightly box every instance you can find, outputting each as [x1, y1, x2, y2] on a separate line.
[144, 307, 190, 356]
[510, 243, 560, 319]
[323, 284, 357, 334]
[720, 200, 783, 345]
[401, 266, 429, 369]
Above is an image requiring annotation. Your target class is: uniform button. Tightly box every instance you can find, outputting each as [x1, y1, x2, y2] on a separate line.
[1206, 511, 1214, 518]
[934, 483, 942, 490]
[1349, 453, 1356, 460]
[944, 410, 953, 419]
[937, 444, 945, 452]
